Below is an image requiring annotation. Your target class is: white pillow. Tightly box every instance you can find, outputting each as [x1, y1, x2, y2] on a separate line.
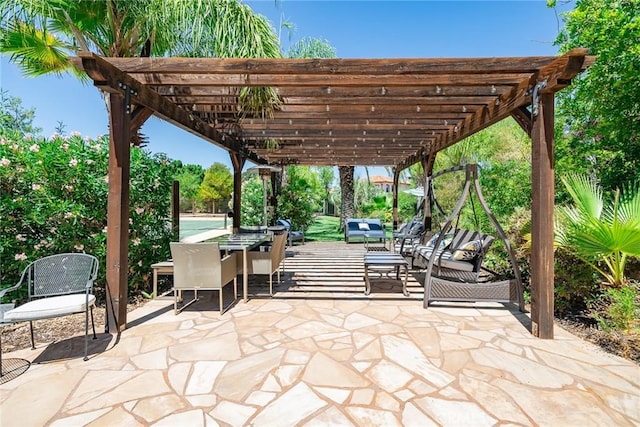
[358, 223, 370, 231]
[452, 239, 482, 261]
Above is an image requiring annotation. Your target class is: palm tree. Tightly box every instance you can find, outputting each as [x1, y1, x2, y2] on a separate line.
[0, 0, 281, 117]
[556, 173, 640, 287]
[339, 166, 355, 230]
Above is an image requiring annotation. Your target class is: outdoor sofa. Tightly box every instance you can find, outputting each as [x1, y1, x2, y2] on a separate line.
[344, 218, 386, 243]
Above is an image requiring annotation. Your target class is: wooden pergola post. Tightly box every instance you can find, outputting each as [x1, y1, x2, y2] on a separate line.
[172, 180, 180, 241]
[421, 151, 436, 232]
[392, 167, 399, 230]
[105, 93, 131, 333]
[530, 90, 555, 339]
[230, 152, 246, 233]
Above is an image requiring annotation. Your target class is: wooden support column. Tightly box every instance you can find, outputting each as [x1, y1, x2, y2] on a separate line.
[172, 180, 180, 241]
[105, 92, 131, 332]
[392, 167, 400, 230]
[230, 152, 246, 233]
[421, 152, 437, 232]
[531, 91, 555, 339]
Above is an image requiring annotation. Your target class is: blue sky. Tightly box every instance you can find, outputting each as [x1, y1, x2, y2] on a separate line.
[1, 1, 573, 177]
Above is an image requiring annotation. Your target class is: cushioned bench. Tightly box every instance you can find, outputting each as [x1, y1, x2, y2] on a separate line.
[411, 228, 495, 279]
[345, 218, 386, 243]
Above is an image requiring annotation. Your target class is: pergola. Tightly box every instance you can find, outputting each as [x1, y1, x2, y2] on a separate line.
[74, 48, 593, 338]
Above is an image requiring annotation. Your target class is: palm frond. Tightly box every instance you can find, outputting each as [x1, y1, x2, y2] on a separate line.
[561, 173, 603, 218]
[0, 21, 72, 75]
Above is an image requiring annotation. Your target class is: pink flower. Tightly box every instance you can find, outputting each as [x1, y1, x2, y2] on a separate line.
[86, 159, 94, 165]
[50, 132, 60, 139]
[138, 260, 143, 267]
[74, 244, 84, 251]
[24, 134, 32, 141]
[16, 234, 26, 241]
[69, 158, 78, 167]
[29, 144, 40, 152]
[14, 253, 27, 261]
[71, 131, 81, 137]
[32, 183, 41, 191]
[62, 143, 70, 151]
[132, 238, 141, 246]
[135, 207, 144, 215]
[0, 157, 10, 167]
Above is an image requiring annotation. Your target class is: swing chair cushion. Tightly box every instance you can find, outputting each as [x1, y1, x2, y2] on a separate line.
[452, 239, 483, 261]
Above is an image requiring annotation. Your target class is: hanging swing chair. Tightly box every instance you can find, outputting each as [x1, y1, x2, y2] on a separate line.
[418, 164, 524, 311]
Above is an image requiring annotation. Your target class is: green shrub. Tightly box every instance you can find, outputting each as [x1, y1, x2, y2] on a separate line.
[594, 285, 640, 333]
[0, 130, 177, 303]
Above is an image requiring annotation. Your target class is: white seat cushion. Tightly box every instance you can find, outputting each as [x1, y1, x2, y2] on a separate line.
[3, 294, 95, 322]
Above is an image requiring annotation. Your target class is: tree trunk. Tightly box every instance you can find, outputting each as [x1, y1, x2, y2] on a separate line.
[339, 165, 355, 232]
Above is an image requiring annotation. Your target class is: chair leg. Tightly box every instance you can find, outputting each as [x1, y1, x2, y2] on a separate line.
[29, 320, 35, 350]
[174, 288, 178, 315]
[84, 306, 89, 361]
[91, 306, 97, 339]
[233, 277, 238, 300]
[0, 329, 4, 377]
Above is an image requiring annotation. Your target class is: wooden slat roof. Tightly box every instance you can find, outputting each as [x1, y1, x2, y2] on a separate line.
[74, 49, 593, 168]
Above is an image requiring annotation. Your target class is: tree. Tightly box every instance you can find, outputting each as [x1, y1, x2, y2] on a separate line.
[199, 162, 232, 213]
[0, 90, 41, 135]
[339, 166, 355, 230]
[555, 173, 640, 287]
[0, 124, 177, 298]
[551, 0, 640, 192]
[276, 165, 322, 230]
[175, 164, 204, 213]
[316, 166, 334, 214]
[0, 0, 282, 118]
[286, 37, 337, 59]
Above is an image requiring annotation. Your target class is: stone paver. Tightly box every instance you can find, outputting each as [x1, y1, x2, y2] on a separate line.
[1, 242, 638, 426]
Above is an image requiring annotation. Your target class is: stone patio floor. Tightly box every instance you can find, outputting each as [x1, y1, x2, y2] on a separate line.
[1, 242, 639, 426]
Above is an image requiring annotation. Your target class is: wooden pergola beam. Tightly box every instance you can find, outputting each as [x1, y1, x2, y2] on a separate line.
[76, 53, 265, 165]
[105, 56, 566, 75]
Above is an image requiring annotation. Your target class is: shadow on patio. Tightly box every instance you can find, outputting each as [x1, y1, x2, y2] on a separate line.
[1, 242, 638, 426]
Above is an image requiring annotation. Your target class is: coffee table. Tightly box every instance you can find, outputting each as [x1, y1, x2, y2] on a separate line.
[363, 253, 410, 296]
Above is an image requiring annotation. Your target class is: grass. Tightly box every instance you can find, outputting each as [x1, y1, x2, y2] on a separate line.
[305, 215, 393, 242]
[305, 215, 344, 241]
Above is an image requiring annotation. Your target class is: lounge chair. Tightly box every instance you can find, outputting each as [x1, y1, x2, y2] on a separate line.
[276, 219, 304, 246]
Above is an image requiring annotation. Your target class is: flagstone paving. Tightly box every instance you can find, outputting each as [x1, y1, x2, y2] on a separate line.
[1, 242, 638, 426]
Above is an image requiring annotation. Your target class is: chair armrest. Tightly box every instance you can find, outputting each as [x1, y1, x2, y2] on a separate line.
[0, 265, 29, 299]
[0, 283, 21, 299]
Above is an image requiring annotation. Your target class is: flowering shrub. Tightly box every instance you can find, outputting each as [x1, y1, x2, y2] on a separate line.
[0, 130, 178, 303]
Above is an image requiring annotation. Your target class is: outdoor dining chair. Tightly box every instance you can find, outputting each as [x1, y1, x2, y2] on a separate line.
[169, 242, 237, 314]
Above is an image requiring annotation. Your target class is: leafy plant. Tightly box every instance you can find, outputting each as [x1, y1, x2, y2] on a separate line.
[556, 173, 640, 287]
[593, 286, 639, 333]
[0, 107, 177, 302]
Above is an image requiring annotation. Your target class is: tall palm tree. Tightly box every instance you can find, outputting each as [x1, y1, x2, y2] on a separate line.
[556, 173, 640, 287]
[0, 0, 281, 117]
[339, 166, 355, 230]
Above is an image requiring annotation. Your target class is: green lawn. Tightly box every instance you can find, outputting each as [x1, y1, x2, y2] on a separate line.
[305, 215, 345, 242]
[305, 215, 392, 242]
